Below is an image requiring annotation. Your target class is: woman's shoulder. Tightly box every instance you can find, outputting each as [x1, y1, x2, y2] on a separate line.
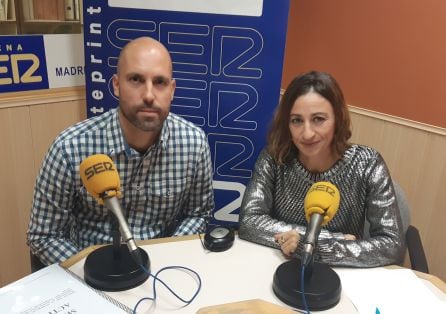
[255, 148, 275, 166]
[254, 148, 287, 173]
[256, 148, 292, 166]
[345, 144, 382, 161]
[343, 144, 389, 178]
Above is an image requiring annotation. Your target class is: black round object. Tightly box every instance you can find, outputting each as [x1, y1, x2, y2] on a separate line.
[84, 244, 150, 291]
[273, 259, 341, 311]
[204, 226, 235, 252]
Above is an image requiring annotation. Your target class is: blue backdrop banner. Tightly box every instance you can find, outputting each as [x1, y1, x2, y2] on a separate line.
[83, 0, 290, 226]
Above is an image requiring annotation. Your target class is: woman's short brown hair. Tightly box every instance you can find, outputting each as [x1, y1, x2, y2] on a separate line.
[267, 71, 351, 164]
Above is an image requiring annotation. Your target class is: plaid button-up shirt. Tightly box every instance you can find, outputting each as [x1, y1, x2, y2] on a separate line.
[27, 108, 214, 264]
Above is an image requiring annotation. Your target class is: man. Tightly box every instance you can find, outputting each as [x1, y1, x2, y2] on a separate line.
[27, 37, 214, 265]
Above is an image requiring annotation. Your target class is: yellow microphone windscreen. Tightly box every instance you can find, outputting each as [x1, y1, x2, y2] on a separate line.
[304, 181, 340, 225]
[79, 154, 121, 202]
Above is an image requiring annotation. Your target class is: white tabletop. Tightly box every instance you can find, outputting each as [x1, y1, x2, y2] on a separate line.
[66, 235, 446, 313]
[68, 236, 358, 313]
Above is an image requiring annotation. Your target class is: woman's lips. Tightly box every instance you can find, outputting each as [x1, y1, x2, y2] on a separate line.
[301, 141, 319, 147]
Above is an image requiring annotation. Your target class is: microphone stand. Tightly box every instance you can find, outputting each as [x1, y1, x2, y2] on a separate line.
[111, 216, 121, 259]
[272, 248, 341, 311]
[83, 215, 150, 291]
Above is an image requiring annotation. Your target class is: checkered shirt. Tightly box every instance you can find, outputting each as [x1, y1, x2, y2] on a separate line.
[27, 108, 214, 264]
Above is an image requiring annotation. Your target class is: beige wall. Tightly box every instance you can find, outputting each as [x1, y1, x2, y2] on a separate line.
[0, 88, 444, 286]
[351, 109, 446, 274]
[283, 0, 446, 128]
[349, 108, 446, 277]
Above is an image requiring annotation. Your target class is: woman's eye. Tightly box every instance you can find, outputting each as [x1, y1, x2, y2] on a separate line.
[313, 116, 326, 124]
[290, 118, 303, 124]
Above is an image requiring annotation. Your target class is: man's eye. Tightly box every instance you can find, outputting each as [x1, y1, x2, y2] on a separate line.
[153, 78, 168, 86]
[129, 76, 142, 83]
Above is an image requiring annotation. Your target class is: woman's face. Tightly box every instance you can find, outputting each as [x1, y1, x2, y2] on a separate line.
[289, 91, 336, 170]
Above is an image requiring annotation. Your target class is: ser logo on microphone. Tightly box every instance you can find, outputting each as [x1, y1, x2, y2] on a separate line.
[83, 162, 115, 180]
[308, 184, 336, 196]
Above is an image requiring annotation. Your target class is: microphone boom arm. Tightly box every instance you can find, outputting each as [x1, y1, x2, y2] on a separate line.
[302, 213, 324, 267]
[104, 195, 143, 266]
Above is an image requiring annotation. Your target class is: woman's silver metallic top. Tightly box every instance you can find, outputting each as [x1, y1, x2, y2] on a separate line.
[239, 144, 405, 267]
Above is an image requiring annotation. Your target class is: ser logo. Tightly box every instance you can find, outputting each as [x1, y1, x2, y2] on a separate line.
[309, 184, 336, 196]
[0, 43, 43, 85]
[83, 162, 115, 180]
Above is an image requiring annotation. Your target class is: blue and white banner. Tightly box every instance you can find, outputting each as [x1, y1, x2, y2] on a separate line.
[83, 0, 290, 225]
[0, 34, 85, 93]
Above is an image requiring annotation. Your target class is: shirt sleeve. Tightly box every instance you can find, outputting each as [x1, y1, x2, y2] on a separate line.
[27, 141, 79, 265]
[315, 154, 405, 267]
[173, 138, 214, 236]
[239, 150, 342, 249]
[239, 149, 405, 267]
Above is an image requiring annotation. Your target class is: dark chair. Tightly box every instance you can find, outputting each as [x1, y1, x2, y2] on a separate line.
[405, 225, 429, 273]
[364, 182, 429, 273]
[393, 182, 429, 273]
[30, 251, 47, 273]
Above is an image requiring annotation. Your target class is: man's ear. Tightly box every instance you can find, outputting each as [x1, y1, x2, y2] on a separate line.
[112, 74, 119, 97]
[170, 79, 176, 101]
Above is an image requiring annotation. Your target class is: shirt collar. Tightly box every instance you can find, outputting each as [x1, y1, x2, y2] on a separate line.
[158, 113, 171, 151]
[106, 108, 127, 156]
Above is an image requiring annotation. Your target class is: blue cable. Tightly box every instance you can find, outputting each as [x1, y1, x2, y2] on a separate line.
[132, 264, 202, 313]
[300, 264, 310, 314]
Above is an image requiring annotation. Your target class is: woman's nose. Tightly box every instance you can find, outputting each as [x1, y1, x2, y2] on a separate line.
[302, 123, 315, 139]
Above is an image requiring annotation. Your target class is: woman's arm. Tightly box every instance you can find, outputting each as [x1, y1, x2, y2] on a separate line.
[239, 150, 344, 250]
[314, 154, 405, 267]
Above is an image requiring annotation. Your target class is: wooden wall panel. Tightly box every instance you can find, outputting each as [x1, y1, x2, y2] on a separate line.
[350, 111, 446, 281]
[30, 100, 87, 177]
[0, 107, 35, 285]
[0, 94, 86, 287]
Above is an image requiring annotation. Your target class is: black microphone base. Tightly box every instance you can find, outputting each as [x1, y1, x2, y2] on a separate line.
[84, 244, 150, 291]
[273, 259, 341, 311]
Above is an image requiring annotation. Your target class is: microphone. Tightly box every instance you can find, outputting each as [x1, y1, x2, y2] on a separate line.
[301, 181, 340, 266]
[272, 181, 342, 311]
[79, 154, 143, 266]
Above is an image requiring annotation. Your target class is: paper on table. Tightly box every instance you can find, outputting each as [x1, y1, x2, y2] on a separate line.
[197, 298, 295, 313]
[0, 264, 131, 314]
[336, 267, 446, 314]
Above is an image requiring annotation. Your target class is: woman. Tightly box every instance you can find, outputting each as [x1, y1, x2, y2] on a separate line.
[239, 71, 404, 267]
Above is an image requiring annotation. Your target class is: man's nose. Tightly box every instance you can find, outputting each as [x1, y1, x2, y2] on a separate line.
[142, 81, 155, 102]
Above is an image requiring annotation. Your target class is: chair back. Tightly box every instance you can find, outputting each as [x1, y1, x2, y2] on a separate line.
[363, 181, 429, 273]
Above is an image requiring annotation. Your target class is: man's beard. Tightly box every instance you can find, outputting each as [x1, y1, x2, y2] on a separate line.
[121, 102, 165, 132]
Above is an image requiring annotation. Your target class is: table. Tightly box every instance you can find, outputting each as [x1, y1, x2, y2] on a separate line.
[61, 234, 446, 313]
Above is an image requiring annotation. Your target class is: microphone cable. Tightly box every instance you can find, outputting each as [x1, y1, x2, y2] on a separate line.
[132, 264, 202, 313]
[197, 232, 208, 251]
[300, 264, 311, 314]
[197, 216, 210, 250]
